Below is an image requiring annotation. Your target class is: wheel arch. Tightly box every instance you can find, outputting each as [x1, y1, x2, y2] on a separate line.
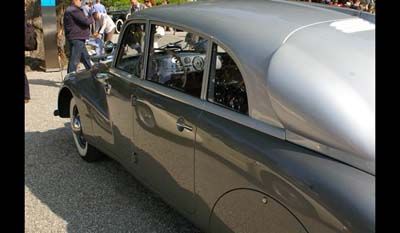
[58, 87, 73, 118]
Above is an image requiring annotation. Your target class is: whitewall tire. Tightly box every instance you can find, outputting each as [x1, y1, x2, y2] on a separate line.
[69, 97, 102, 162]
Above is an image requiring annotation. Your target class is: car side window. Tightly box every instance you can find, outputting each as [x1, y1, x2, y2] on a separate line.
[207, 44, 248, 115]
[114, 22, 146, 78]
[146, 24, 208, 98]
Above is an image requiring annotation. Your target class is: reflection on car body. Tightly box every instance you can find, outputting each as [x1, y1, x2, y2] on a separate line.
[54, 1, 375, 233]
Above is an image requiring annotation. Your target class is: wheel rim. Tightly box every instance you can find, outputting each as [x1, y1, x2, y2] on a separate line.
[71, 106, 87, 148]
[116, 20, 123, 34]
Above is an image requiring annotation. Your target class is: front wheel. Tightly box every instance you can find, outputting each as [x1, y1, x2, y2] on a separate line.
[115, 19, 124, 34]
[70, 97, 102, 162]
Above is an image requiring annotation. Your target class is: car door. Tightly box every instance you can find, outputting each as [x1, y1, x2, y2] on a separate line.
[94, 20, 148, 163]
[131, 23, 210, 214]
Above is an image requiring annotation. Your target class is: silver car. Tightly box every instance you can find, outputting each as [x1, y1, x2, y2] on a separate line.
[54, 0, 375, 232]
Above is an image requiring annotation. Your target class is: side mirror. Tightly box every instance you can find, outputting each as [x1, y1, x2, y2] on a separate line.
[95, 73, 109, 84]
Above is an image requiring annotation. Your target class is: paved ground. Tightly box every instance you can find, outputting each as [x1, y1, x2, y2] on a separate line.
[24, 70, 202, 233]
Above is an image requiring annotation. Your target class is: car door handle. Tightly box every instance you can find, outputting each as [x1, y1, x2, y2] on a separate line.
[176, 117, 193, 132]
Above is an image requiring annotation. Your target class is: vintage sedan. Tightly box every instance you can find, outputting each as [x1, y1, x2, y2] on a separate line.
[54, 0, 375, 232]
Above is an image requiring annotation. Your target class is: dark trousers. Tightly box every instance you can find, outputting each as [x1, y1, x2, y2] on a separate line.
[25, 73, 30, 100]
[67, 39, 92, 73]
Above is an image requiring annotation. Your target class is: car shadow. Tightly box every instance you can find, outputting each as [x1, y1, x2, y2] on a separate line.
[25, 123, 203, 233]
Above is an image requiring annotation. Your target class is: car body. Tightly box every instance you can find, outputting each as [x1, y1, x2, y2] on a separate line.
[54, 0, 375, 232]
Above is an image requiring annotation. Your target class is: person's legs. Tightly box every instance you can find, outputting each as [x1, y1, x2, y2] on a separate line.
[68, 40, 92, 73]
[67, 40, 81, 73]
[79, 40, 92, 70]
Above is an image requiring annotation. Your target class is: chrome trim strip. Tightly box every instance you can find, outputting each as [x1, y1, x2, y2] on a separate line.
[286, 130, 375, 175]
[142, 18, 151, 80]
[282, 19, 347, 44]
[201, 40, 213, 100]
[109, 68, 134, 82]
[199, 101, 285, 140]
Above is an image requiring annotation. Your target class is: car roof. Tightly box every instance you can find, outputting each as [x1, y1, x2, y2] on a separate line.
[132, 0, 354, 62]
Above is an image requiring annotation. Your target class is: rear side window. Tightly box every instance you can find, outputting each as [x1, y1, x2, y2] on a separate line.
[146, 24, 208, 98]
[114, 22, 146, 78]
[207, 44, 248, 115]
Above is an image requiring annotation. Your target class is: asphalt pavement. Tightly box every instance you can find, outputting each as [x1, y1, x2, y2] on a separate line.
[24, 69, 202, 232]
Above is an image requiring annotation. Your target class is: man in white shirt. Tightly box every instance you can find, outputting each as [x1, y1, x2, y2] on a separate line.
[92, 10, 116, 42]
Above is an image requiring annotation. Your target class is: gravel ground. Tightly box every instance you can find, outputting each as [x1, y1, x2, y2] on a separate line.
[24, 70, 202, 233]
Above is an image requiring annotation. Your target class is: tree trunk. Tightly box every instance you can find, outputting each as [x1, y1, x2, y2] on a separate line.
[25, 0, 68, 71]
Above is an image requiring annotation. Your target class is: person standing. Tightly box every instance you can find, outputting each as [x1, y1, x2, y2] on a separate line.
[64, 0, 94, 73]
[92, 10, 116, 42]
[93, 0, 107, 14]
[82, 0, 94, 16]
[130, 0, 146, 15]
[81, 0, 95, 34]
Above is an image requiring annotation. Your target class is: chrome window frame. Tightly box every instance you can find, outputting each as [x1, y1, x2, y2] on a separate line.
[205, 42, 249, 116]
[111, 18, 150, 81]
[143, 20, 211, 99]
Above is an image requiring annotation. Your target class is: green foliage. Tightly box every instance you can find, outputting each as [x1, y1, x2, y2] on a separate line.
[59, 0, 192, 11]
[105, 0, 191, 10]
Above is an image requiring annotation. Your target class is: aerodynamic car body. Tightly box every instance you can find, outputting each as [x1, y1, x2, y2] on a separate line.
[54, 1, 375, 232]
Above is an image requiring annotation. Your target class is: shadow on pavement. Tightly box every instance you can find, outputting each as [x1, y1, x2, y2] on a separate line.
[27, 78, 62, 88]
[25, 57, 45, 72]
[25, 123, 202, 233]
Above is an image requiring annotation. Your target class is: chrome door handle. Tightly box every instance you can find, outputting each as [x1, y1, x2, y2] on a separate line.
[176, 117, 193, 132]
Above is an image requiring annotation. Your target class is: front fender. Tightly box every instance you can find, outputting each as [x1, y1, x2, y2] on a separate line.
[56, 70, 102, 141]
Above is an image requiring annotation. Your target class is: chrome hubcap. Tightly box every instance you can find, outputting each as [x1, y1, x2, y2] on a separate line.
[72, 108, 86, 148]
[72, 116, 81, 133]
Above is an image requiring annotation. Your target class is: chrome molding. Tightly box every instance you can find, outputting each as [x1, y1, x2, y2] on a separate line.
[286, 130, 375, 175]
